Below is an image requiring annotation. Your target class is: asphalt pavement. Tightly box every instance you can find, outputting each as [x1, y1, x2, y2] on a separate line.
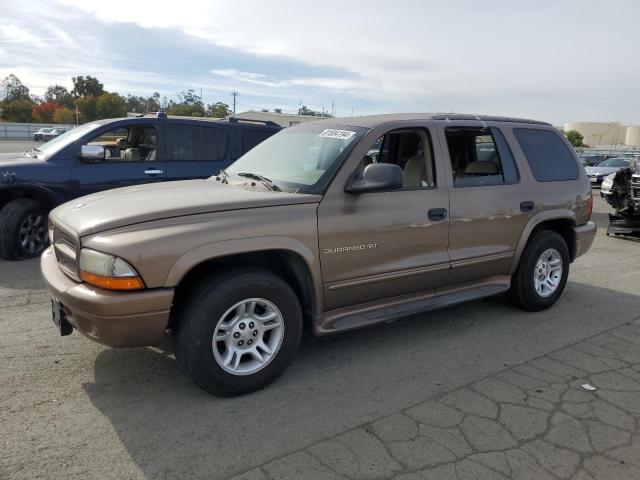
[0, 169, 639, 479]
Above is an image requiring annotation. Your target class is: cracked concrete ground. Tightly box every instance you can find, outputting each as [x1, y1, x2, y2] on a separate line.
[1, 194, 639, 480]
[230, 319, 640, 480]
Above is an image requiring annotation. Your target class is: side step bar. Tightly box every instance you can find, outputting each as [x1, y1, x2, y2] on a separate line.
[314, 277, 510, 335]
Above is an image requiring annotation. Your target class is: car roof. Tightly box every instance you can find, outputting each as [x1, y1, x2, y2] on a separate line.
[299, 113, 552, 129]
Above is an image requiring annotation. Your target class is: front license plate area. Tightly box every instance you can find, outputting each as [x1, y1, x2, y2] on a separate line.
[51, 298, 73, 336]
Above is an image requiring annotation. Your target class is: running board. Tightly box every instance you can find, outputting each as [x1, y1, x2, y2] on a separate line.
[314, 277, 510, 335]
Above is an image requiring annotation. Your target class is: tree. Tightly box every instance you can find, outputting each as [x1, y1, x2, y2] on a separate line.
[0, 100, 34, 122]
[565, 130, 584, 148]
[32, 102, 60, 123]
[1, 74, 32, 102]
[297, 105, 332, 117]
[44, 85, 74, 109]
[71, 75, 104, 98]
[207, 101, 231, 117]
[53, 107, 75, 124]
[125, 92, 161, 113]
[76, 95, 97, 122]
[95, 93, 126, 119]
[165, 89, 205, 117]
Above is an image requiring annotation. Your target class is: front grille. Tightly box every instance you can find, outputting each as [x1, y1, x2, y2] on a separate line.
[52, 221, 80, 281]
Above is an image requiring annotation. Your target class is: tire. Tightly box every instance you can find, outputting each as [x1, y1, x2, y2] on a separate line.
[0, 199, 49, 261]
[508, 230, 570, 311]
[173, 268, 303, 396]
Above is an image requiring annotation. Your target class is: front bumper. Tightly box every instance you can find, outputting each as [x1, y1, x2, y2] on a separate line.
[573, 221, 597, 260]
[40, 247, 174, 347]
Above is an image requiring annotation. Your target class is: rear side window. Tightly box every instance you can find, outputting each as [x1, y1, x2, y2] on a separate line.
[445, 126, 518, 187]
[513, 128, 579, 182]
[202, 126, 229, 161]
[243, 130, 273, 153]
[171, 125, 200, 161]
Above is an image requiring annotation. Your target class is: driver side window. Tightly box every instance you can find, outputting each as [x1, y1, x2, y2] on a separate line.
[87, 125, 158, 162]
[361, 128, 436, 189]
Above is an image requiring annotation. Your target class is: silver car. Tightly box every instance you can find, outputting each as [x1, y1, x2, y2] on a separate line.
[585, 158, 630, 185]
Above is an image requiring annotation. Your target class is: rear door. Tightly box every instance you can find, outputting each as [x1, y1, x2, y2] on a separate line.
[200, 125, 230, 177]
[165, 121, 202, 181]
[435, 122, 529, 285]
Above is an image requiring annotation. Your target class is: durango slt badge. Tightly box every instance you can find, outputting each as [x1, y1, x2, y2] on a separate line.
[324, 243, 377, 254]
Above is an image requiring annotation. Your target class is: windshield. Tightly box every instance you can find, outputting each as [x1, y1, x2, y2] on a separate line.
[36, 123, 102, 158]
[225, 123, 367, 193]
[598, 159, 628, 167]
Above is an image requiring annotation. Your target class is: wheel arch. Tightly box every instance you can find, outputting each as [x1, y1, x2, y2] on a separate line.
[510, 211, 577, 272]
[0, 186, 60, 212]
[168, 245, 321, 330]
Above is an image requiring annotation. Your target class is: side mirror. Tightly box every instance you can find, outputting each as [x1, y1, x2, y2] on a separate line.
[346, 162, 403, 193]
[81, 145, 105, 162]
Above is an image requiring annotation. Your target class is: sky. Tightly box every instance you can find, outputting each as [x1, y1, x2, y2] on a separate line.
[0, 0, 639, 124]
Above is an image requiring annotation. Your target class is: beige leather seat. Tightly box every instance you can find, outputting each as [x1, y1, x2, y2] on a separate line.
[124, 148, 140, 162]
[402, 152, 426, 189]
[464, 160, 499, 175]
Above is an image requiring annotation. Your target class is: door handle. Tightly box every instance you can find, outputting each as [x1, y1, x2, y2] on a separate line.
[520, 201, 535, 212]
[428, 208, 448, 221]
[144, 169, 164, 176]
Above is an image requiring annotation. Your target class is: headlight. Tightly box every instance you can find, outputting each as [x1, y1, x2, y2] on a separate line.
[79, 249, 144, 290]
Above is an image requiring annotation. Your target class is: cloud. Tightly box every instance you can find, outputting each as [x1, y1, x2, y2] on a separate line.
[2, 0, 640, 122]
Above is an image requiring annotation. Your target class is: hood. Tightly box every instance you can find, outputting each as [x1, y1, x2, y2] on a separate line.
[0, 152, 39, 165]
[585, 166, 623, 175]
[51, 179, 322, 237]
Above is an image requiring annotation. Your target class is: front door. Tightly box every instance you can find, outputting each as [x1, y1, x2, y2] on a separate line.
[72, 120, 166, 197]
[318, 125, 450, 310]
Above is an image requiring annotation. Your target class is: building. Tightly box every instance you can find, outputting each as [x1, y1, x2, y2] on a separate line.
[564, 122, 640, 148]
[231, 110, 325, 128]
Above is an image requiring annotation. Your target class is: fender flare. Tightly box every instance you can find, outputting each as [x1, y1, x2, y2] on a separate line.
[0, 184, 63, 210]
[509, 209, 577, 272]
[165, 235, 322, 288]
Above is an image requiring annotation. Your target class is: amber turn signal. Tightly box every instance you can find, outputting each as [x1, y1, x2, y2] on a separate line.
[80, 271, 145, 291]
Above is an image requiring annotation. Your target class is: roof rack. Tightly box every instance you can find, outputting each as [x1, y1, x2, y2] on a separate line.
[431, 114, 551, 126]
[228, 117, 280, 128]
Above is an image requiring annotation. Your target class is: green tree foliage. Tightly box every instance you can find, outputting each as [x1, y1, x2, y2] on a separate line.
[125, 92, 161, 113]
[0, 100, 34, 122]
[1, 74, 32, 102]
[298, 105, 332, 117]
[44, 85, 74, 109]
[565, 130, 584, 148]
[166, 89, 205, 117]
[71, 75, 105, 98]
[32, 101, 60, 123]
[207, 101, 231, 117]
[53, 107, 75, 124]
[76, 95, 97, 122]
[95, 93, 126, 119]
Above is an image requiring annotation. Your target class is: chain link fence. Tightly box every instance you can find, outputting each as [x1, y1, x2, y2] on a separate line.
[0, 122, 76, 140]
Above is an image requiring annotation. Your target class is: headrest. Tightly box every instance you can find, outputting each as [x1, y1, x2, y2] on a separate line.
[116, 137, 131, 150]
[465, 160, 499, 175]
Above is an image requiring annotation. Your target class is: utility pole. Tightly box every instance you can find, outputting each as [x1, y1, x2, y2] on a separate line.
[231, 90, 239, 114]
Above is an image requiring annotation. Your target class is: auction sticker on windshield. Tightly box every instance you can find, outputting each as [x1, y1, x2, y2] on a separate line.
[319, 129, 356, 140]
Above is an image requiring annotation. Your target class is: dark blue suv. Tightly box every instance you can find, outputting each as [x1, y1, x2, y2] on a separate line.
[0, 113, 280, 260]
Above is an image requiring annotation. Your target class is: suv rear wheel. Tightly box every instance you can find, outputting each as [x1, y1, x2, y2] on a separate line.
[509, 230, 570, 311]
[173, 269, 303, 396]
[0, 199, 49, 260]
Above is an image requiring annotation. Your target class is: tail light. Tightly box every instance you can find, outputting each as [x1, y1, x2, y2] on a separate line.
[587, 190, 593, 221]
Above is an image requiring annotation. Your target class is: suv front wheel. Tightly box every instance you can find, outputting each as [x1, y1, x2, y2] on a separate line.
[173, 269, 303, 396]
[509, 230, 570, 311]
[0, 199, 49, 260]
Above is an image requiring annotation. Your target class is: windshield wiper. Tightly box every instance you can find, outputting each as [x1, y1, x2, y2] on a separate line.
[237, 172, 281, 191]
